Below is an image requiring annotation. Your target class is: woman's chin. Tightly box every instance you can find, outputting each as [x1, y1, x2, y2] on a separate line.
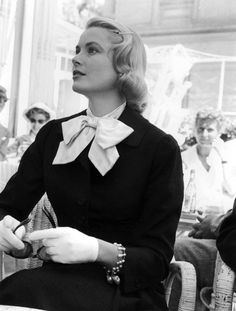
[72, 84, 86, 95]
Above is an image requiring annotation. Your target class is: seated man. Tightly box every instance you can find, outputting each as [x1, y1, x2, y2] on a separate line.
[173, 110, 236, 310]
[182, 109, 236, 215]
[174, 211, 231, 311]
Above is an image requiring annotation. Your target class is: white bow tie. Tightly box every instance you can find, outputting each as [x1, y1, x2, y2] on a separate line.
[53, 115, 134, 176]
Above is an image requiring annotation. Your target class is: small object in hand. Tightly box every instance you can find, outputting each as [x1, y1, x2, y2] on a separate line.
[33, 246, 51, 261]
[12, 216, 32, 234]
[8, 216, 33, 259]
[8, 241, 33, 259]
[7, 207, 56, 260]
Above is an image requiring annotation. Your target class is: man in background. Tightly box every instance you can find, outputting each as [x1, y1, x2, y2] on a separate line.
[182, 109, 235, 215]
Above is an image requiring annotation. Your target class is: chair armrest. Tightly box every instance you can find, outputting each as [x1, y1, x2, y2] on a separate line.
[165, 261, 196, 311]
[213, 252, 235, 311]
[26, 194, 57, 269]
[200, 252, 235, 311]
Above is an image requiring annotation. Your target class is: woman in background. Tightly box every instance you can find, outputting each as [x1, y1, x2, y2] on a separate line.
[0, 17, 183, 311]
[7, 102, 55, 157]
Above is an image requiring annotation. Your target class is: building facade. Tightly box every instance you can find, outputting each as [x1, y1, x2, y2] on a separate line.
[1, 0, 236, 137]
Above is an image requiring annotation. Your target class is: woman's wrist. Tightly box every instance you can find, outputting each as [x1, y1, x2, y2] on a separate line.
[96, 239, 118, 268]
[96, 239, 126, 285]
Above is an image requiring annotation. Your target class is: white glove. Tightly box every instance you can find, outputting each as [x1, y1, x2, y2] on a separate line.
[29, 227, 99, 264]
[0, 215, 25, 252]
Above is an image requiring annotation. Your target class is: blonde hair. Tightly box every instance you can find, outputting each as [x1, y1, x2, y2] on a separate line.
[86, 17, 148, 113]
[195, 109, 224, 132]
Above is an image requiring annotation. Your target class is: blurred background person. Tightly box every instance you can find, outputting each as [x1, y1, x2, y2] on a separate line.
[0, 86, 10, 161]
[182, 108, 236, 216]
[7, 102, 55, 158]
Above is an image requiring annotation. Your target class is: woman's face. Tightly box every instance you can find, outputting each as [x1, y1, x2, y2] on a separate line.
[29, 112, 48, 135]
[72, 27, 118, 97]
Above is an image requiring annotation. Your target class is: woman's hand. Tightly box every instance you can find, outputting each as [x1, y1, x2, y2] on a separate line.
[29, 227, 98, 264]
[0, 215, 26, 252]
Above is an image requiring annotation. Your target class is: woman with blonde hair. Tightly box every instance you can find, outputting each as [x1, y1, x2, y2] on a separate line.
[0, 17, 183, 311]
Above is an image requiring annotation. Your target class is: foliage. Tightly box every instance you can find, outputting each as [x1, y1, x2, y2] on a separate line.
[61, 0, 103, 28]
[220, 118, 236, 141]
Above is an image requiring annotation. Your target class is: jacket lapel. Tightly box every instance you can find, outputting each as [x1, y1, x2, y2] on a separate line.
[118, 105, 148, 147]
[54, 110, 90, 173]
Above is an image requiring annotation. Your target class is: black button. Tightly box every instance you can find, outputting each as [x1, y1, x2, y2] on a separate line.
[77, 198, 86, 206]
[135, 279, 141, 288]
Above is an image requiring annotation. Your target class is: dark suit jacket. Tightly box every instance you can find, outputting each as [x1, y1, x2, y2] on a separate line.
[0, 105, 183, 310]
[217, 199, 236, 272]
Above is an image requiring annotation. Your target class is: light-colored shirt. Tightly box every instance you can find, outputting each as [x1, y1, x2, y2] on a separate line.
[182, 144, 235, 214]
[87, 102, 126, 119]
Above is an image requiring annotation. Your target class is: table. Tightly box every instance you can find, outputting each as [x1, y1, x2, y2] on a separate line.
[177, 212, 197, 237]
[0, 306, 45, 311]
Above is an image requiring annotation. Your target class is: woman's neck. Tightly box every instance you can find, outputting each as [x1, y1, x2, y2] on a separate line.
[87, 91, 125, 117]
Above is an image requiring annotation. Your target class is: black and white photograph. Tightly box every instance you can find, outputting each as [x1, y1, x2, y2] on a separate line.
[0, 1, 236, 310]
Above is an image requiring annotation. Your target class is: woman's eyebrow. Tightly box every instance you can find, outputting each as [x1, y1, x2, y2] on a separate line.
[76, 41, 103, 50]
[85, 41, 103, 49]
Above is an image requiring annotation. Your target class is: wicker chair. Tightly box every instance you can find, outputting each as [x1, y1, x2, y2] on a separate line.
[165, 260, 197, 310]
[0, 194, 57, 276]
[0, 195, 197, 311]
[200, 252, 236, 310]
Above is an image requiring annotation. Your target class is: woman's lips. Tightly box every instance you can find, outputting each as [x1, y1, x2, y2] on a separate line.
[73, 70, 85, 78]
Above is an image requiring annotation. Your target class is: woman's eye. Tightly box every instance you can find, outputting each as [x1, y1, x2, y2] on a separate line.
[87, 47, 98, 55]
[75, 47, 80, 55]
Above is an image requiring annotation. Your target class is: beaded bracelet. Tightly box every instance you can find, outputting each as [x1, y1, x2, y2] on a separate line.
[105, 242, 126, 285]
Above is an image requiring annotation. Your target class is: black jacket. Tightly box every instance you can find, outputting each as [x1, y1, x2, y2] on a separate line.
[217, 199, 236, 272]
[0, 105, 183, 310]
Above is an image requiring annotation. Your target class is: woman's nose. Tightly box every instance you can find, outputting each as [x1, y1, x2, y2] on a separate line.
[72, 54, 82, 67]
